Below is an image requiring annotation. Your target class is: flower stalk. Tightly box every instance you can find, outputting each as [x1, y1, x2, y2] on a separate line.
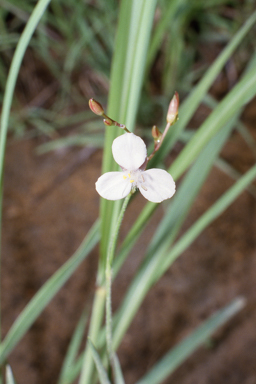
[105, 193, 131, 364]
[89, 98, 131, 133]
[148, 92, 179, 161]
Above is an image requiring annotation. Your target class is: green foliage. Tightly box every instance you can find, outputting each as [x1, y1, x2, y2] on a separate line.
[1, 1, 256, 384]
[135, 298, 245, 384]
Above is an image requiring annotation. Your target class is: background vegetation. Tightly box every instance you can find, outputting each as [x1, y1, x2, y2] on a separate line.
[1, 0, 256, 383]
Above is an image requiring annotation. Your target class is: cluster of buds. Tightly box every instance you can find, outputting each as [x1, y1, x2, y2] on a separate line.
[91, 93, 179, 202]
[89, 92, 179, 162]
[89, 99, 130, 132]
[148, 92, 179, 161]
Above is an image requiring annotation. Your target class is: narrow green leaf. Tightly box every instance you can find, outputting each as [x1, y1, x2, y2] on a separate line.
[36, 135, 104, 154]
[151, 9, 256, 166]
[157, 162, 256, 281]
[0, 5, 54, 346]
[120, 57, 256, 270]
[100, 0, 158, 272]
[5, 365, 16, 384]
[112, 353, 126, 384]
[112, 163, 256, 351]
[215, 158, 256, 199]
[0, 0, 52, 193]
[113, 116, 235, 277]
[237, 121, 256, 154]
[147, 116, 237, 260]
[136, 298, 245, 384]
[169, 64, 256, 181]
[58, 309, 89, 384]
[112, 353, 125, 384]
[78, 287, 106, 384]
[146, 0, 182, 72]
[88, 339, 111, 384]
[0, 220, 100, 364]
[60, 353, 84, 384]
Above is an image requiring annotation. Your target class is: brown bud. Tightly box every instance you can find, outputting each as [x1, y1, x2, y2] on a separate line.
[166, 92, 179, 124]
[152, 125, 162, 142]
[89, 98, 104, 116]
[103, 118, 114, 126]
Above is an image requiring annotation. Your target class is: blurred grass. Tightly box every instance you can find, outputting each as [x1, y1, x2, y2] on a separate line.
[1, 1, 256, 383]
[1, 0, 255, 138]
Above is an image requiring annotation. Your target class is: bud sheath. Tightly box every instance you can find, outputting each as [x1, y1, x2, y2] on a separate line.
[103, 118, 114, 126]
[152, 125, 162, 143]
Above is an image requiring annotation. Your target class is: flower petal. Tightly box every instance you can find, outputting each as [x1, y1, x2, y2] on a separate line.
[112, 133, 147, 171]
[95, 172, 132, 200]
[139, 169, 176, 203]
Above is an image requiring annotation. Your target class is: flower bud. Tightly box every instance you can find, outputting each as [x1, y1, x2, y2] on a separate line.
[103, 118, 114, 126]
[89, 98, 104, 116]
[152, 125, 162, 143]
[166, 92, 179, 124]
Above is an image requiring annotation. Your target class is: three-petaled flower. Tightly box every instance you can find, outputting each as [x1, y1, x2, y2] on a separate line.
[96, 133, 176, 203]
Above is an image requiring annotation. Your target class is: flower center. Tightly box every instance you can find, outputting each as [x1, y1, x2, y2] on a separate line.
[123, 170, 147, 191]
[123, 171, 138, 184]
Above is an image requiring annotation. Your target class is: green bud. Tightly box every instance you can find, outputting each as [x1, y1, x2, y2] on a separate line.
[103, 118, 114, 126]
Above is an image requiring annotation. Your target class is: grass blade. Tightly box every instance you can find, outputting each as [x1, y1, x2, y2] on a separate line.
[169, 65, 256, 181]
[112, 162, 256, 351]
[0, 0, 52, 193]
[88, 339, 111, 384]
[5, 365, 16, 384]
[100, 0, 157, 270]
[120, 57, 256, 266]
[157, 162, 256, 281]
[150, 9, 256, 166]
[58, 308, 89, 384]
[136, 298, 245, 384]
[113, 115, 236, 277]
[0, 220, 100, 364]
[112, 353, 126, 384]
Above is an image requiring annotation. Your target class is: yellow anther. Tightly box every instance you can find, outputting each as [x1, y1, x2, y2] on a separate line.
[123, 175, 127, 180]
[129, 179, 134, 183]
[128, 173, 131, 178]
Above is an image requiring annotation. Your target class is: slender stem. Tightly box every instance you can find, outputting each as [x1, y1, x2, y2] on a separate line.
[101, 111, 131, 133]
[114, 122, 131, 133]
[79, 193, 131, 384]
[105, 193, 131, 361]
[78, 287, 106, 384]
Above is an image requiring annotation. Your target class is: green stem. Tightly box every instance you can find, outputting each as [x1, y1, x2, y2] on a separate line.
[105, 193, 131, 361]
[79, 193, 131, 384]
[78, 287, 106, 384]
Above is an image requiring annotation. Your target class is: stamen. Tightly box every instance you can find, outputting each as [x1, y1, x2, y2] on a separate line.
[140, 174, 145, 182]
[123, 175, 127, 180]
[129, 179, 134, 183]
[128, 173, 131, 178]
[141, 185, 147, 191]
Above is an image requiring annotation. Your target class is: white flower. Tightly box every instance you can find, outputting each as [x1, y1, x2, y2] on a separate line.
[95, 133, 176, 203]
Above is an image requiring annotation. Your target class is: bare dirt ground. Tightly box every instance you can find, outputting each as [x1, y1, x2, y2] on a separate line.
[2, 101, 256, 384]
